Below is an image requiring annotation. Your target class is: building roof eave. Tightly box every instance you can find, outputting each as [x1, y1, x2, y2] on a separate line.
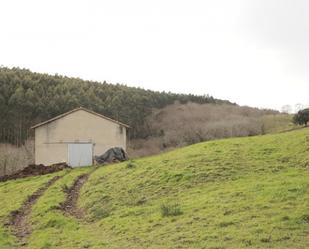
[30, 107, 131, 129]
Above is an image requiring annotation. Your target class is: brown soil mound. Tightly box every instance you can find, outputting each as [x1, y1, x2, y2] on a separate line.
[0, 162, 71, 182]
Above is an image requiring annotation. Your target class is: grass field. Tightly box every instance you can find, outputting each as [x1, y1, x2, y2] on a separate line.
[0, 172, 67, 249]
[0, 128, 308, 248]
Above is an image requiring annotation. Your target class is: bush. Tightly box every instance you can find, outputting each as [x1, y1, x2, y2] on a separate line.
[160, 203, 183, 217]
[293, 109, 309, 126]
[89, 206, 112, 221]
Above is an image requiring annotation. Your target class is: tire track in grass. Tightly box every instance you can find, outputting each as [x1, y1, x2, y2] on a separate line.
[8, 175, 64, 247]
[60, 167, 97, 219]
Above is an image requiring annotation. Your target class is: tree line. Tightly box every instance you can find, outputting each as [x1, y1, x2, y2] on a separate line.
[0, 67, 233, 145]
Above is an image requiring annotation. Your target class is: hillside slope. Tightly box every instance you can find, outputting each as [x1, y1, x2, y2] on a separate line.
[1, 129, 309, 248]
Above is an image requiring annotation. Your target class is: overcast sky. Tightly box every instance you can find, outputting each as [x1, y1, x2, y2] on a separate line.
[1, 0, 308, 111]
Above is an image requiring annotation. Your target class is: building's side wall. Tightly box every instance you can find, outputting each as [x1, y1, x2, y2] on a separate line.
[35, 110, 127, 165]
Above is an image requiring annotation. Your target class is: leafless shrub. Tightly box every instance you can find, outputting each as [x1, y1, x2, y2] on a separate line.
[129, 102, 287, 157]
[128, 137, 165, 158]
[147, 103, 266, 147]
[0, 140, 34, 176]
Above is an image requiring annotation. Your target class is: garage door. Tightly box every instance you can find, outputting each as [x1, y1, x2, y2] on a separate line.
[68, 143, 93, 167]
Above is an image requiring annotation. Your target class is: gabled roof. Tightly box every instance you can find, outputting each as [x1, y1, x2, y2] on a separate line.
[31, 107, 130, 129]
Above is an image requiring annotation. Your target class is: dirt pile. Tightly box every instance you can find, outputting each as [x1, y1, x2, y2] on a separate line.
[0, 162, 71, 182]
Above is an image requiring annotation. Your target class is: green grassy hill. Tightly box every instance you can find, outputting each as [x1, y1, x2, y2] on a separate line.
[1, 129, 309, 249]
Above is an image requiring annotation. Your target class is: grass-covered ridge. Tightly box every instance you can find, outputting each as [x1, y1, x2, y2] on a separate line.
[78, 128, 309, 248]
[1, 128, 309, 248]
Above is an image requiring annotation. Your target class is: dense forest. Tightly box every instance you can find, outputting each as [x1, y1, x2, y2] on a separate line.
[0, 67, 232, 145]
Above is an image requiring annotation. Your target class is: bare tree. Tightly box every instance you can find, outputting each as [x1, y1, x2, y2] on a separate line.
[281, 105, 292, 114]
[129, 102, 284, 157]
[295, 103, 304, 113]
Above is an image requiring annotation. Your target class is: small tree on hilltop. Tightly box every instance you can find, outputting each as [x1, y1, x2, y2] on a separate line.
[293, 108, 309, 126]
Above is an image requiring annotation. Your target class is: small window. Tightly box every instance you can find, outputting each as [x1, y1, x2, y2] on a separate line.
[119, 126, 123, 134]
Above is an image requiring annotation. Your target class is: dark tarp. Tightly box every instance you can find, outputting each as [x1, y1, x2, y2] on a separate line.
[94, 147, 128, 164]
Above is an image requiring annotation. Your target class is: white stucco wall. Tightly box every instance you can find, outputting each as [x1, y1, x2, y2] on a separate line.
[34, 109, 127, 165]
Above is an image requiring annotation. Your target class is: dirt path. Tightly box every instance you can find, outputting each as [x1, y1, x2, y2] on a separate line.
[60, 168, 97, 219]
[9, 175, 63, 247]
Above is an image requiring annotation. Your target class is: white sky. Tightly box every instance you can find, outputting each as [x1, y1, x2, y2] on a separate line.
[1, 0, 308, 111]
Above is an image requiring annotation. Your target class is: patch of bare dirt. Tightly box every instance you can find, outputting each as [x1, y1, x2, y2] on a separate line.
[60, 173, 90, 219]
[0, 162, 71, 182]
[8, 175, 63, 247]
[60, 167, 98, 219]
